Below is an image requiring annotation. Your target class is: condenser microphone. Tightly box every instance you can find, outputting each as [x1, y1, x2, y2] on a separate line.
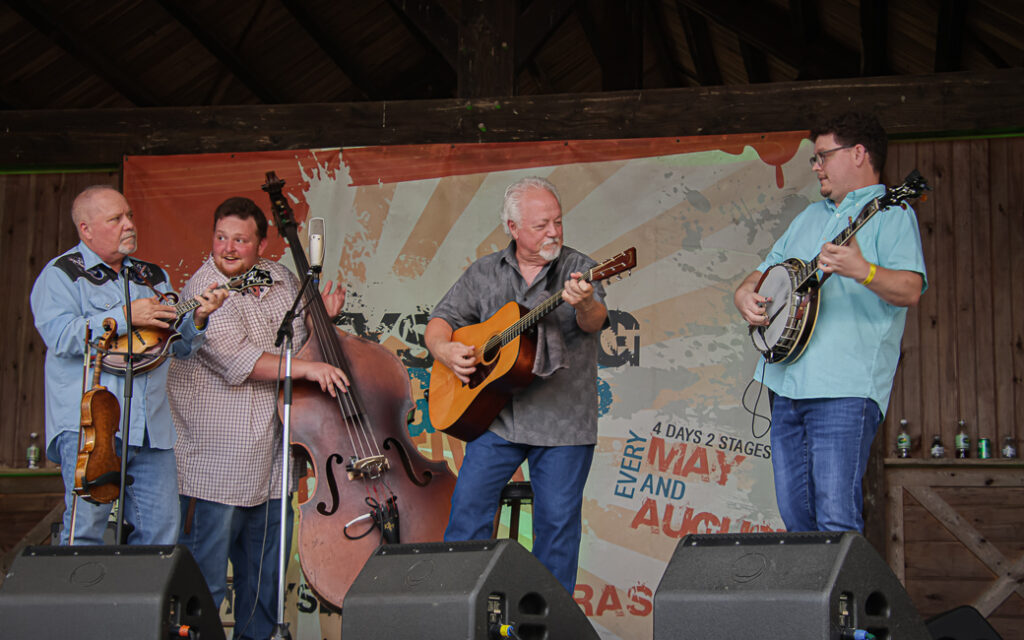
[308, 217, 325, 272]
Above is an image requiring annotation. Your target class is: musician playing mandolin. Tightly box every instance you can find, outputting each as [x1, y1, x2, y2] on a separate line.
[425, 177, 608, 594]
[30, 185, 228, 546]
[167, 197, 347, 640]
[733, 112, 927, 533]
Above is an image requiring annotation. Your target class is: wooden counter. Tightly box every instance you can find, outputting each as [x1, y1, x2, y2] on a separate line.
[885, 459, 1024, 639]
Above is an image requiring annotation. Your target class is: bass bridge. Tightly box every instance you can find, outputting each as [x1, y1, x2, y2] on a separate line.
[346, 455, 390, 480]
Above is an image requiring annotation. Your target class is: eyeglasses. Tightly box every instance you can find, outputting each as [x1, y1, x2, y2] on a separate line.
[808, 145, 853, 168]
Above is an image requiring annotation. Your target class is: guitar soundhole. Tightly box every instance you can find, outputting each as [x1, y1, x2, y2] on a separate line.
[467, 361, 495, 390]
[481, 343, 499, 363]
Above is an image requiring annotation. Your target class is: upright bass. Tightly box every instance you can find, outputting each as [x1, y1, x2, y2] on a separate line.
[261, 173, 456, 608]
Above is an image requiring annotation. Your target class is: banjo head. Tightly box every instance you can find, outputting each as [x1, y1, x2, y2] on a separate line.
[751, 266, 792, 351]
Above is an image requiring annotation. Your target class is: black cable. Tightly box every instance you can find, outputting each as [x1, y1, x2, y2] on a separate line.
[742, 358, 773, 439]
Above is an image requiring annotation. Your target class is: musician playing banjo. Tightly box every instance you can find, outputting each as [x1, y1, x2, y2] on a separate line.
[733, 112, 927, 533]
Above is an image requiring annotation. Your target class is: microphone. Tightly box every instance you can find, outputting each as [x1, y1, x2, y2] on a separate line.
[308, 217, 325, 272]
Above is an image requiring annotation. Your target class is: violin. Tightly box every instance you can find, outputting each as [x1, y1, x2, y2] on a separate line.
[74, 318, 122, 504]
[262, 172, 456, 608]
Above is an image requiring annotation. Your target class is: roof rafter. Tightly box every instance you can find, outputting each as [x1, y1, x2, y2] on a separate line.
[515, 0, 576, 73]
[385, 0, 458, 70]
[577, 0, 644, 91]
[278, 0, 376, 100]
[935, 0, 968, 72]
[645, 0, 693, 87]
[676, 2, 722, 86]
[860, 0, 889, 75]
[153, 0, 284, 104]
[6, 0, 160, 107]
[678, 0, 860, 79]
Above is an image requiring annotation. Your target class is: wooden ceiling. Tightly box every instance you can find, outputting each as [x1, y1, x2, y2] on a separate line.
[1, 0, 1021, 110]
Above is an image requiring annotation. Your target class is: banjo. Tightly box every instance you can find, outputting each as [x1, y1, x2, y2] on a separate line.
[750, 170, 929, 364]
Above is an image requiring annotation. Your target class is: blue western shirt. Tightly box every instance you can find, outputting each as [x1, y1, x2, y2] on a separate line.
[30, 241, 205, 462]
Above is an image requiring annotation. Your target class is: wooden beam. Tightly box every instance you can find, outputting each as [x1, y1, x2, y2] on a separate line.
[6, 0, 161, 107]
[457, 0, 516, 98]
[935, 0, 968, 72]
[677, 4, 722, 86]
[278, 0, 377, 100]
[0, 68, 1020, 166]
[515, 0, 576, 73]
[860, 0, 888, 76]
[153, 0, 283, 104]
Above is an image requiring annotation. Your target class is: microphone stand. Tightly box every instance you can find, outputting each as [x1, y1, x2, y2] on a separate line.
[270, 264, 319, 640]
[114, 266, 135, 545]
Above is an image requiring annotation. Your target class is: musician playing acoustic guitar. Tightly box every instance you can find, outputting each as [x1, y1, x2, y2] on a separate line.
[425, 176, 608, 594]
[30, 185, 228, 546]
[733, 112, 927, 533]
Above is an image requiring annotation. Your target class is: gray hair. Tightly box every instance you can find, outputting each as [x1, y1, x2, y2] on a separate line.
[500, 176, 561, 235]
[71, 185, 121, 225]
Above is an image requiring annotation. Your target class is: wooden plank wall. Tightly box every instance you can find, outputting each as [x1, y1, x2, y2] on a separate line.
[884, 136, 1024, 458]
[0, 171, 119, 468]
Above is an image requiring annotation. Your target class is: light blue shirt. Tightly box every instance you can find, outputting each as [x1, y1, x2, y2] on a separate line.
[30, 241, 205, 462]
[754, 184, 928, 415]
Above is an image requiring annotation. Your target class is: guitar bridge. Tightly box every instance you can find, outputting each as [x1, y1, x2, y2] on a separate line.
[346, 455, 390, 480]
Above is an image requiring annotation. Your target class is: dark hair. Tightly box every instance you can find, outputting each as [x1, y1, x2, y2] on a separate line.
[213, 197, 268, 240]
[810, 112, 888, 174]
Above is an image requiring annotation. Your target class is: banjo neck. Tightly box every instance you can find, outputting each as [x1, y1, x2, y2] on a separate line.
[795, 194, 884, 291]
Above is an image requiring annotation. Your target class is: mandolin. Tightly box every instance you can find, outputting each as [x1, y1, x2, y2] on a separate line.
[100, 265, 274, 374]
[428, 247, 636, 442]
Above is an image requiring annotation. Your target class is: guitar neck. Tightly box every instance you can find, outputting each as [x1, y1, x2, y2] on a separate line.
[498, 272, 594, 348]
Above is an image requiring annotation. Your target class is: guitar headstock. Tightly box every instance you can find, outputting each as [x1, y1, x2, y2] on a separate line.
[881, 170, 930, 209]
[588, 247, 637, 283]
[228, 266, 274, 292]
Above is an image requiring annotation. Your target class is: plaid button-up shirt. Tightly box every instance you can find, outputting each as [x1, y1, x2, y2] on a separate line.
[168, 257, 307, 506]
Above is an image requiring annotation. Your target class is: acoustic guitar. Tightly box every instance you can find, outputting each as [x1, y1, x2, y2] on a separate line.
[100, 265, 274, 374]
[750, 170, 929, 364]
[428, 247, 636, 441]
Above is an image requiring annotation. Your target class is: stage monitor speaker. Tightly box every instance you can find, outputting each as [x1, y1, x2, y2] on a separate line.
[927, 605, 1004, 640]
[0, 544, 224, 640]
[654, 531, 931, 640]
[342, 539, 598, 640]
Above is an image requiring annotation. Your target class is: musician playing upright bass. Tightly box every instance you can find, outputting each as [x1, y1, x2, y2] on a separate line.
[167, 197, 348, 640]
[425, 177, 608, 594]
[733, 112, 927, 533]
[30, 185, 228, 545]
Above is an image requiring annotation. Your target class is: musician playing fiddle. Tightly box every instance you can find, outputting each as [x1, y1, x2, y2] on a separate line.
[733, 112, 927, 533]
[425, 177, 608, 594]
[167, 197, 347, 640]
[30, 185, 228, 545]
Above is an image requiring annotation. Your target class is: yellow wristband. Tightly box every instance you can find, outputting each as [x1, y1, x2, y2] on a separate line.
[861, 263, 877, 286]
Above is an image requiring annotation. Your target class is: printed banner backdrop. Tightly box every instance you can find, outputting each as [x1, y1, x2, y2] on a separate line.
[124, 132, 817, 639]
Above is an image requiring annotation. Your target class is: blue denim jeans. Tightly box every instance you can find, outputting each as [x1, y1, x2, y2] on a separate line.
[178, 496, 293, 640]
[444, 430, 595, 593]
[769, 396, 882, 532]
[55, 430, 179, 545]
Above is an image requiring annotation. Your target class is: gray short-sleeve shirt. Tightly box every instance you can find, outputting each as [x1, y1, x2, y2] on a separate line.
[429, 242, 606, 446]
